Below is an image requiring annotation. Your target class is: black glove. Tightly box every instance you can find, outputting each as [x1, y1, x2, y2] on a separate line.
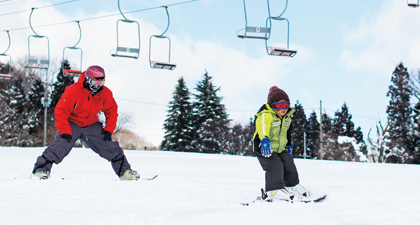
[61, 134, 72, 142]
[102, 130, 112, 141]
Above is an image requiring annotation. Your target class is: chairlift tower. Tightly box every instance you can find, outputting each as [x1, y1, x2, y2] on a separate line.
[27, 7, 50, 146]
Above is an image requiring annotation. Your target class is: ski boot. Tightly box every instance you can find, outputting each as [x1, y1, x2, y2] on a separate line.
[119, 169, 140, 181]
[266, 189, 294, 201]
[286, 184, 309, 197]
[33, 171, 50, 180]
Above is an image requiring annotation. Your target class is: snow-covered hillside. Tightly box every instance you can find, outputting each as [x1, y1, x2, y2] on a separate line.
[0, 146, 419, 225]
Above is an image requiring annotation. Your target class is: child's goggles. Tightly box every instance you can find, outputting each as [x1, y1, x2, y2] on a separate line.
[87, 77, 105, 87]
[271, 101, 290, 110]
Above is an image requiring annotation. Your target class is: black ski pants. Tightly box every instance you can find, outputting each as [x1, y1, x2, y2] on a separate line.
[255, 150, 299, 192]
[32, 122, 131, 177]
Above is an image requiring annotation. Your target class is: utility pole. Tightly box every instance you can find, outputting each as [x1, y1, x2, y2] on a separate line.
[303, 131, 307, 159]
[320, 100, 323, 160]
[41, 69, 51, 147]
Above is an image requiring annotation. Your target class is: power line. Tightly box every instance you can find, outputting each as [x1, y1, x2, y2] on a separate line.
[115, 98, 167, 107]
[0, 0, 80, 17]
[1, 0, 199, 32]
[0, 0, 24, 5]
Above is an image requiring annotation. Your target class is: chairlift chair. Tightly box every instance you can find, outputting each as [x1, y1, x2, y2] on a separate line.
[237, 0, 272, 40]
[0, 55, 12, 80]
[0, 30, 13, 80]
[408, 0, 420, 7]
[62, 47, 83, 77]
[265, 0, 297, 57]
[27, 8, 50, 69]
[149, 6, 176, 70]
[111, 0, 140, 59]
[62, 21, 83, 77]
[265, 17, 297, 57]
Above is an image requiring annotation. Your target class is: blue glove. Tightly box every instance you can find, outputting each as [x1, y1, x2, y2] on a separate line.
[286, 143, 294, 154]
[260, 137, 272, 157]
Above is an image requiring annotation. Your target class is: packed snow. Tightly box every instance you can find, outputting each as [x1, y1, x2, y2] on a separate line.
[0, 146, 419, 225]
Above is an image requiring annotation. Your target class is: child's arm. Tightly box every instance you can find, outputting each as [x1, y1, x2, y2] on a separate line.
[255, 112, 273, 139]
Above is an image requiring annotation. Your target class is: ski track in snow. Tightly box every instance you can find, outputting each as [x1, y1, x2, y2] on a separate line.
[0, 146, 419, 225]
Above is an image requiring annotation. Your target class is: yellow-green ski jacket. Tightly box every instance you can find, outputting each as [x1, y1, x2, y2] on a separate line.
[253, 104, 295, 154]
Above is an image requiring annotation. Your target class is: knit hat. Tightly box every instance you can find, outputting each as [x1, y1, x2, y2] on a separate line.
[267, 86, 289, 104]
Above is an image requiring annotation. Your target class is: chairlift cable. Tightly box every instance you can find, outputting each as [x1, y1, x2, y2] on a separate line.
[0, 0, 26, 5]
[0, 0, 80, 17]
[2, 0, 199, 32]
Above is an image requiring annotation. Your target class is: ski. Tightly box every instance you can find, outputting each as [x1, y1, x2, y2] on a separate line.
[142, 175, 158, 180]
[241, 189, 327, 206]
[241, 195, 326, 206]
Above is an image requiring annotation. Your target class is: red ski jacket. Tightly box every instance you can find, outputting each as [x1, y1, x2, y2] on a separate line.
[54, 72, 118, 136]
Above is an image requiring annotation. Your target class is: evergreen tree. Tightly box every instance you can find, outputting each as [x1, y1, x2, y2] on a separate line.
[28, 76, 48, 146]
[412, 102, 420, 163]
[192, 71, 230, 153]
[50, 60, 76, 109]
[291, 100, 307, 158]
[241, 118, 255, 156]
[306, 111, 320, 158]
[226, 118, 254, 156]
[331, 102, 367, 161]
[320, 112, 335, 160]
[332, 103, 355, 137]
[161, 76, 194, 151]
[385, 62, 413, 163]
[0, 67, 44, 146]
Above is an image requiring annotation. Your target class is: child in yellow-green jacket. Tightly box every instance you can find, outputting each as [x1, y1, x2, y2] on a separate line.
[253, 86, 308, 201]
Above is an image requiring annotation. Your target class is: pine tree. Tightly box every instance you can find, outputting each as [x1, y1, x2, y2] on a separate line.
[330, 102, 365, 161]
[28, 77, 48, 146]
[410, 70, 420, 164]
[306, 111, 320, 158]
[291, 100, 307, 158]
[51, 60, 76, 109]
[192, 71, 230, 153]
[241, 118, 255, 156]
[0, 67, 44, 146]
[226, 118, 254, 156]
[332, 103, 355, 137]
[385, 62, 414, 163]
[320, 112, 335, 160]
[161, 76, 194, 151]
[412, 102, 420, 163]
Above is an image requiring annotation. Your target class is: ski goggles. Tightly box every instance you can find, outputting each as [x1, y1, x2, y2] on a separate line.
[87, 77, 105, 87]
[271, 101, 290, 110]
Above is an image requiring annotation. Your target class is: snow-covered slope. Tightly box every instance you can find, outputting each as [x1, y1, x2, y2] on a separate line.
[0, 146, 418, 225]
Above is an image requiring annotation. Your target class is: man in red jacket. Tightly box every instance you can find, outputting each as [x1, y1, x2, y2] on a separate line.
[32, 65, 140, 180]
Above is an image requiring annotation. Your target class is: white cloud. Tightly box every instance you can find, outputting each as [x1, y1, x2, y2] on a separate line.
[340, 0, 420, 75]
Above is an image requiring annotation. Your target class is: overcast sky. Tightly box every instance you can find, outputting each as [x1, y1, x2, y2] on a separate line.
[1, 0, 420, 146]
